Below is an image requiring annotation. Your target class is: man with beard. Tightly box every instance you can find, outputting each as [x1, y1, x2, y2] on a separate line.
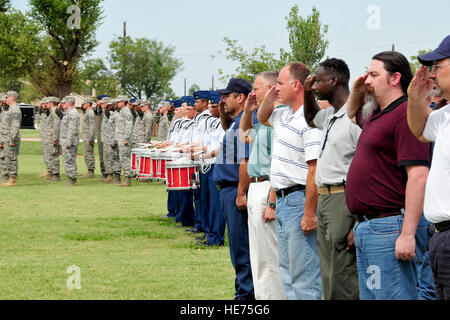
[406, 35, 450, 300]
[81, 98, 96, 178]
[346, 51, 432, 300]
[303, 58, 361, 300]
[258, 63, 322, 300]
[238, 71, 286, 300]
[213, 78, 255, 300]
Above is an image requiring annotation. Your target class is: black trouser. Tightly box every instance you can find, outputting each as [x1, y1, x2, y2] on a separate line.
[429, 228, 450, 300]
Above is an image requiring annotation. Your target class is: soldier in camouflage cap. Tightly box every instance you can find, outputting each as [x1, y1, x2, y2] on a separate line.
[59, 96, 79, 186]
[44, 97, 62, 182]
[0, 93, 7, 182]
[81, 98, 96, 178]
[115, 95, 133, 187]
[1, 91, 22, 187]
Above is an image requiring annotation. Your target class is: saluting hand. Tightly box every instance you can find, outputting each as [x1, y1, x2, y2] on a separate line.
[304, 74, 317, 92]
[244, 91, 258, 113]
[263, 86, 278, 105]
[408, 66, 433, 106]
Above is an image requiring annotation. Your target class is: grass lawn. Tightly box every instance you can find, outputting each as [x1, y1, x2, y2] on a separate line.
[0, 135, 235, 300]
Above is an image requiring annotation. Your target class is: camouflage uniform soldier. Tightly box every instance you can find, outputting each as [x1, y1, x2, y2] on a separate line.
[1, 91, 22, 187]
[39, 97, 51, 178]
[101, 99, 113, 182]
[59, 96, 80, 186]
[132, 100, 153, 147]
[104, 100, 121, 184]
[115, 95, 133, 187]
[81, 98, 96, 177]
[95, 96, 107, 180]
[0, 93, 6, 182]
[157, 102, 171, 141]
[45, 97, 62, 182]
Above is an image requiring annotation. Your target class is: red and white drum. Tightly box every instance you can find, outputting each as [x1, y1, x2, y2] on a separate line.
[137, 149, 152, 180]
[152, 151, 180, 181]
[166, 157, 200, 190]
[131, 148, 141, 173]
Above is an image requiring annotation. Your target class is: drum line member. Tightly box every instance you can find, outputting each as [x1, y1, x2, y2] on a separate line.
[194, 92, 227, 246]
[59, 96, 80, 186]
[81, 98, 96, 178]
[185, 91, 212, 235]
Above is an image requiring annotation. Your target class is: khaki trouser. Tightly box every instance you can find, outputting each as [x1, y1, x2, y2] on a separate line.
[317, 191, 359, 300]
[247, 180, 287, 300]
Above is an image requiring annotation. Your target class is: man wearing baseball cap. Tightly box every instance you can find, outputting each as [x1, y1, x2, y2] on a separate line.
[407, 35, 450, 300]
[60, 96, 80, 186]
[213, 78, 256, 300]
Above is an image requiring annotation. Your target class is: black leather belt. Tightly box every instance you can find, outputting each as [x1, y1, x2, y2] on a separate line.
[434, 221, 450, 233]
[249, 176, 269, 183]
[216, 181, 239, 191]
[354, 211, 402, 223]
[275, 184, 306, 198]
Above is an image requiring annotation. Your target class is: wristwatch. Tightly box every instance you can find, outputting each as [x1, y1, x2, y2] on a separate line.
[268, 202, 276, 209]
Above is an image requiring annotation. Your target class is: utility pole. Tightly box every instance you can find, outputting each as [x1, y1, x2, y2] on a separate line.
[123, 21, 127, 38]
[212, 75, 215, 90]
[392, 43, 395, 51]
[184, 78, 187, 96]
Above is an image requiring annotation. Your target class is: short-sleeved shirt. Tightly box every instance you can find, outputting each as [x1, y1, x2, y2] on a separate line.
[268, 105, 322, 190]
[213, 111, 257, 184]
[313, 104, 362, 187]
[423, 103, 450, 223]
[247, 123, 274, 178]
[346, 96, 431, 216]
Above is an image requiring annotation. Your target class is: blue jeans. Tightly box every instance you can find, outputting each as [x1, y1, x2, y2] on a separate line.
[276, 189, 322, 300]
[353, 214, 434, 300]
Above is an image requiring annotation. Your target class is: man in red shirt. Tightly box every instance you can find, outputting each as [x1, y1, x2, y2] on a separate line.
[346, 51, 433, 300]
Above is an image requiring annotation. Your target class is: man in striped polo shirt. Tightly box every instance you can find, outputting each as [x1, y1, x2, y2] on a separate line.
[258, 62, 323, 300]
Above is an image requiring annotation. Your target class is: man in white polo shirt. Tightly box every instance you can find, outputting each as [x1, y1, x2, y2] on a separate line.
[258, 62, 322, 300]
[407, 35, 450, 300]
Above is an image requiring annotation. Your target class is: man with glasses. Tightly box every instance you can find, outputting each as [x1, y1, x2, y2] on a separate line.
[407, 35, 450, 300]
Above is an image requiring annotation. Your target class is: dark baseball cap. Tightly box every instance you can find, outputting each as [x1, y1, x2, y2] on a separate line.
[418, 35, 450, 66]
[217, 78, 252, 95]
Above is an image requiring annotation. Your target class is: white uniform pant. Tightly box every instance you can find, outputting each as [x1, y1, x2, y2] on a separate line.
[247, 180, 287, 300]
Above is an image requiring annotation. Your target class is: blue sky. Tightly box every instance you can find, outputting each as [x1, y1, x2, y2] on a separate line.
[11, 0, 450, 97]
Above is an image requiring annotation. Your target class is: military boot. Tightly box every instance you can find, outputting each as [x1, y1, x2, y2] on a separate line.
[118, 177, 131, 187]
[50, 173, 61, 182]
[81, 170, 95, 178]
[112, 173, 121, 184]
[40, 169, 52, 179]
[65, 178, 77, 186]
[103, 174, 113, 183]
[2, 176, 18, 187]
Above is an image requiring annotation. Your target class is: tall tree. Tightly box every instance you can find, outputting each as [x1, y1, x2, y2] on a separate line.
[109, 36, 183, 100]
[214, 37, 284, 84]
[281, 5, 329, 70]
[0, 0, 104, 98]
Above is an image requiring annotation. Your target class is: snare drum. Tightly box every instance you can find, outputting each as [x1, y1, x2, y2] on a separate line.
[154, 152, 181, 181]
[137, 149, 152, 180]
[166, 157, 200, 190]
[131, 148, 140, 173]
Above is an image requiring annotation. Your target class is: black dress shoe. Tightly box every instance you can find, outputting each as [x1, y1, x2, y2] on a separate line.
[185, 227, 203, 234]
[197, 240, 217, 247]
[195, 235, 206, 241]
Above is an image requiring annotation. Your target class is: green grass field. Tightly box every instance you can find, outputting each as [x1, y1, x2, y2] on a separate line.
[0, 130, 234, 300]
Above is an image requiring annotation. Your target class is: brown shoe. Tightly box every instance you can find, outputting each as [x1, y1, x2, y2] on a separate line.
[112, 173, 121, 184]
[41, 170, 52, 179]
[2, 176, 18, 187]
[103, 174, 113, 183]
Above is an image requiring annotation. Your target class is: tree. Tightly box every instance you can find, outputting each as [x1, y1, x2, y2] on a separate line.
[410, 50, 432, 74]
[0, 0, 10, 12]
[214, 5, 329, 83]
[109, 36, 183, 100]
[0, 0, 104, 98]
[214, 37, 284, 84]
[73, 58, 118, 98]
[188, 83, 200, 96]
[281, 5, 329, 70]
